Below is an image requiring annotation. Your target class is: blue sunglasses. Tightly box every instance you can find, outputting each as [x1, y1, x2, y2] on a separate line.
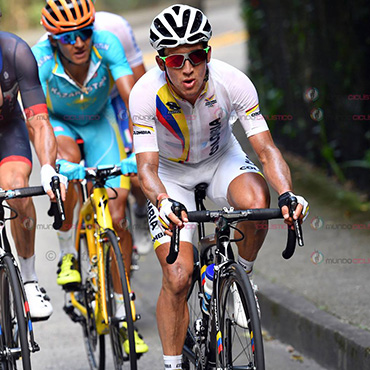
[53, 26, 94, 45]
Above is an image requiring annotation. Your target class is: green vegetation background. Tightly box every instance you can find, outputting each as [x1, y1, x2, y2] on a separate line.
[242, 0, 370, 202]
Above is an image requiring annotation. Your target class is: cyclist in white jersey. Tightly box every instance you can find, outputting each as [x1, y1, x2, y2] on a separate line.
[129, 5, 309, 370]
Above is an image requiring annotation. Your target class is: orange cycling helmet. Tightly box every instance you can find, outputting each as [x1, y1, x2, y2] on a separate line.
[41, 0, 95, 34]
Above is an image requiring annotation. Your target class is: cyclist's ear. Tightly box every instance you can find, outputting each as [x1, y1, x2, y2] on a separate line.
[207, 46, 212, 63]
[156, 55, 166, 71]
[48, 35, 57, 48]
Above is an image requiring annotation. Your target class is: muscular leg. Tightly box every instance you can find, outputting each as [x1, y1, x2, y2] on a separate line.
[155, 242, 194, 355]
[130, 176, 147, 209]
[0, 162, 35, 258]
[227, 172, 270, 261]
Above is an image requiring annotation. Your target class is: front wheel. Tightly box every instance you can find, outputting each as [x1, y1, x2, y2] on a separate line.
[0, 255, 32, 370]
[77, 232, 105, 370]
[103, 229, 137, 370]
[216, 263, 265, 369]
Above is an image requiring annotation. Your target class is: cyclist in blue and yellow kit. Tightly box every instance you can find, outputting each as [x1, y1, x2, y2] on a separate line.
[32, 0, 147, 354]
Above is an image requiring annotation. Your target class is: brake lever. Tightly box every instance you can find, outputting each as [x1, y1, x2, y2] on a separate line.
[47, 176, 65, 230]
[291, 198, 304, 247]
[166, 203, 182, 265]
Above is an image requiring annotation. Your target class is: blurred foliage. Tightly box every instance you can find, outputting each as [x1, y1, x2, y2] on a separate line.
[242, 0, 370, 196]
[0, 0, 204, 31]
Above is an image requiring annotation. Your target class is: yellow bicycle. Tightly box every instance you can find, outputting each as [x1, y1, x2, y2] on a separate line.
[63, 164, 138, 370]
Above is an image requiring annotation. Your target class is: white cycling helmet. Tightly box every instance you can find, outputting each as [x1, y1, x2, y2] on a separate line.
[150, 4, 212, 51]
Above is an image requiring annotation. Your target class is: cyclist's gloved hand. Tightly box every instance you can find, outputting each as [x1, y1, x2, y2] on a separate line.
[157, 197, 187, 232]
[41, 164, 68, 198]
[278, 191, 309, 222]
[120, 153, 137, 175]
[56, 159, 85, 181]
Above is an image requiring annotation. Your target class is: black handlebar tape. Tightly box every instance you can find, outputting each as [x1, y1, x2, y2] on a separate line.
[242, 208, 282, 220]
[0, 186, 45, 200]
[166, 202, 182, 264]
[282, 228, 297, 259]
[187, 211, 211, 222]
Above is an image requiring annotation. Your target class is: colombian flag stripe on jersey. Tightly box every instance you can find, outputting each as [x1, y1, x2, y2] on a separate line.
[156, 85, 190, 162]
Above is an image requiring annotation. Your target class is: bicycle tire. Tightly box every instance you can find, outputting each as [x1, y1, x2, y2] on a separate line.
[77, 232, 106, 370]
[103, 229, 137, 370]
[216, 263, 265, 369]
[0, 255, 31, 370]
[183, 246, 209, 370]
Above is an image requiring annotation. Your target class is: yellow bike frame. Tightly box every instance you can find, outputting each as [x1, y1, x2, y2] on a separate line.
[70, 186, 136, 335]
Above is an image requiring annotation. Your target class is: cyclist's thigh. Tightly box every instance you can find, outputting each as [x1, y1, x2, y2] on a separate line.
[49, 114, 82, 161]
[207, 140, 263, 207]
[147, 179, 197, 251]
[74, 105, 129, 190]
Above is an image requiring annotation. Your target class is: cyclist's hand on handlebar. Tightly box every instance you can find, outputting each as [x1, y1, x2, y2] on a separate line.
[56, 159, 85, 181]
[41, 164, 67, 201]
[120, 153, 137, 176]
[158, 198, 188, 236]
[278, 191, 309, 226]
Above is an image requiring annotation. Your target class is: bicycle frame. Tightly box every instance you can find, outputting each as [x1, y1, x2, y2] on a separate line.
[0, 182, 64, 365]
[192, 198, 238, 366]
[70, 181, 136, 335]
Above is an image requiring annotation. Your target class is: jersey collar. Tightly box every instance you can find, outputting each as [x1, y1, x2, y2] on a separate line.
[52, 44, 103, 90]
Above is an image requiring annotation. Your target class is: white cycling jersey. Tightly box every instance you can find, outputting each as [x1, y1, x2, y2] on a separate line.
[130, 59, 269, 164]
[94, 12, 143, 69]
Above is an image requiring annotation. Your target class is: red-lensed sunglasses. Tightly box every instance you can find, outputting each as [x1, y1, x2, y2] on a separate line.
[159, 47, 210, 69]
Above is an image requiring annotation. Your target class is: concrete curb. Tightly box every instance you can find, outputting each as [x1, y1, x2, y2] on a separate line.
[257, 275, 370, 370]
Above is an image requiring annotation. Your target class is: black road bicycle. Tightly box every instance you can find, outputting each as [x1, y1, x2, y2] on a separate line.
[167, 183, 304, 370]
[0, 177, 64, 370]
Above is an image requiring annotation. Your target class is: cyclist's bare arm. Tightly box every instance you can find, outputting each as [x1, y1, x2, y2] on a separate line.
[248, 130, 303, 222]
[131, 64, 146, 82]
[136, 151, 186, 231]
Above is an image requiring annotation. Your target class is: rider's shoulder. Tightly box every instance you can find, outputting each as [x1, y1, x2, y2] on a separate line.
[0, 31, 30, 51]
[32, 39, 53, 64]
[92, 29, 122, 50]
[209, 59, 248, 79]
[95, 11, 130, 28]
[208, 59, 256, 90]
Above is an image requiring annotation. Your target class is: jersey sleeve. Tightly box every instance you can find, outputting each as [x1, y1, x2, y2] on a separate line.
[218, 61, 269, 137]
[31, 41, 53, 96]
[94, 31, 133, 81]
[129, 74, 159, 154]
[14, 39, 47, 109]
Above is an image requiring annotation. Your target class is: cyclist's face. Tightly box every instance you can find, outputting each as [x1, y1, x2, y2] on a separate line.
[52, 33, 92, 65]
[156, 43, 211, 105]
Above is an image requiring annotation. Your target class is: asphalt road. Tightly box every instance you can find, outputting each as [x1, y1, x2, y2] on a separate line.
[8, 0, 328, 369]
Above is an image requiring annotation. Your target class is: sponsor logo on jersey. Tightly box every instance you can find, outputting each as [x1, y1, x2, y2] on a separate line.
[240, 156, 259, 171]
[166, 101, 181, 114]
[94, 42, 110, 51]
[133, 130, 151, 135]
[209, 118, 221, 156]
[205, 94, 217, 107]
[245, 103, 261, 118]
[37, 54, 53, 68]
